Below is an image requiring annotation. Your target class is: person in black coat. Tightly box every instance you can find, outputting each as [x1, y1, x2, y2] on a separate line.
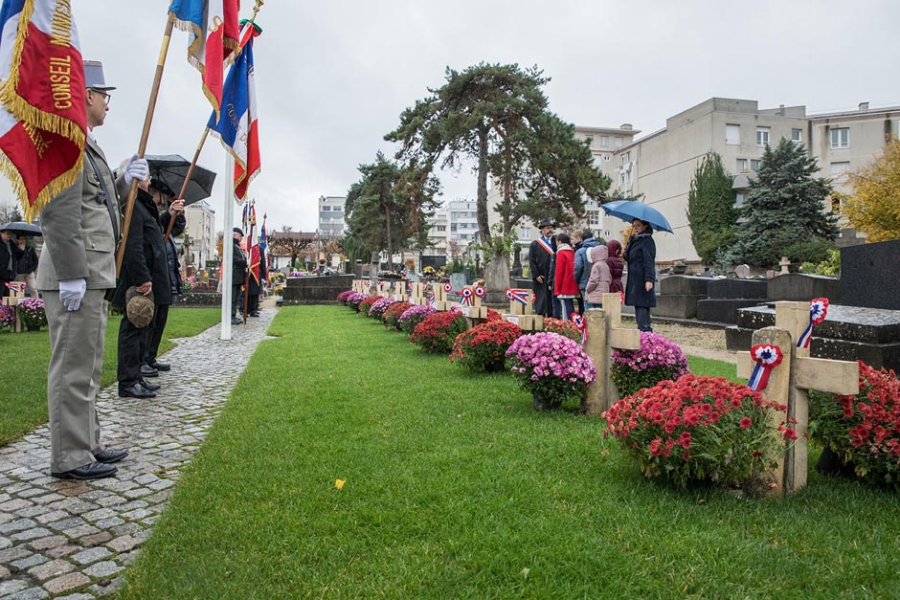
[0, 229, 23, 297]
[142, 180, 186, 375]
[247, 243, 266, 317]
[15, 237, 39, 297]
[231, 228, 248, 325]
[112, 186, 167, 399]
[624, 219, 657, 332]
[528, 219, 555, 317]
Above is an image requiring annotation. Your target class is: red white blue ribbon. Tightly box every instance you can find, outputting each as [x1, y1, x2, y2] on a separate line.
[506, 288, 530, 305]
[618, 291, 625, 304]
[797, 298, 829, 349]
[460, 287, 474, 306]
[428, 291, 436, 308]
[443, 283, 453, 294]
[5, 282, 25, 294]
[535, 237, 553, 255]
[571, 314, 587, 345]
[473, 285, 485, 299]
[748, 344, 784, 391]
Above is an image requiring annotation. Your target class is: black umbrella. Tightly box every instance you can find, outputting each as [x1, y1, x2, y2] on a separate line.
[0, 221, 42, 236]
[145, 154, 217, 206]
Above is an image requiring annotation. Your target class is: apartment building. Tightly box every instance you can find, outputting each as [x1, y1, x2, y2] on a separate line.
[183, 199, 216, 267]
[421, 210, 448, 269]
[318, 195, 346, 238]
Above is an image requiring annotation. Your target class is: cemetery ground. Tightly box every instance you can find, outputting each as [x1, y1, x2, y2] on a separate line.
[119, 306, 899, 598]
[0, 308, 221, 445]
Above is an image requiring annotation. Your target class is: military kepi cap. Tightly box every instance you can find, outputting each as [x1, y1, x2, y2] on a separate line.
[233, 227, 244, 236]
[84, 60, 116, 91]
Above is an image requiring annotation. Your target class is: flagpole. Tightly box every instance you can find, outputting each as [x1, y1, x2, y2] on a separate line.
[163, 128, 210, 243]
[221, 157, 235, 340]
[115, 11, 176, 276]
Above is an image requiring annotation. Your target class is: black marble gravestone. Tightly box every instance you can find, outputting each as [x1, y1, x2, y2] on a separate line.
[841, 240, 900, 311]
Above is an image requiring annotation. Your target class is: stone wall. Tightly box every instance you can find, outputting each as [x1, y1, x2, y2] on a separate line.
[172, 291, 222, 307]
[282, 274, 354, 305]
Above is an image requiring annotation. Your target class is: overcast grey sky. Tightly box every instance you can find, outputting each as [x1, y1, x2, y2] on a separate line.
[4, 0, 899, 233]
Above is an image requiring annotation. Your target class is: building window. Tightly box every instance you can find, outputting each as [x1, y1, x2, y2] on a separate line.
[830, 161, 850, 182]
[791, 128, 802, 142]
[750, 159, 761, 172]
[736, 158, 748, 172]
[756, 127, 770, 147]
[831, 128, 850, 149]
[725, 124, 741, 145]
[735, 193, 745, 208]
[603, 154, 611, 162]
[519, 228, 531, 238]
[321, 206, 330, 211]
[588, 211, 600, 226]
[601, 136, 609, 148]
[436, 225, 446, 232]
[614, 137, 623, 148]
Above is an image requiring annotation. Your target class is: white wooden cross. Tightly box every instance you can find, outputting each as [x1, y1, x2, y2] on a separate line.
[393, 282, 409, 302]
[502, 288, 543, 331]
[432, 282, 454, 311]
[583, 292, 642, 415]
[409, 283, 427, 306]
[737, 301, 859, 495]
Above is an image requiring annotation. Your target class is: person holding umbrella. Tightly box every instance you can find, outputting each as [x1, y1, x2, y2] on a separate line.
[0, 228, 22, 296]
[624, 219, 657, 332]
[16, 235, 39, 298]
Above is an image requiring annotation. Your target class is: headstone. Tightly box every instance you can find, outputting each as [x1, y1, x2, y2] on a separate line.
[768, 274, 841, 303]
[737, 302, 859, 496]
[840, 239, 900, 311]
[449, 273, 466, 294]
[583, 293, 642, 415]
[735, 264, 751, 279]
[779, 256, 791, 275]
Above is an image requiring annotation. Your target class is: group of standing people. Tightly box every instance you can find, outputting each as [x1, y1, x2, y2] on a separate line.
[1, 229, 39, 298]
[528, 217, 657, 332]
[230, 227, 267, 326]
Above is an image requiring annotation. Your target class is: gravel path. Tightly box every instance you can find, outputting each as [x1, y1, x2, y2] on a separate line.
[0, 308, 276, 598]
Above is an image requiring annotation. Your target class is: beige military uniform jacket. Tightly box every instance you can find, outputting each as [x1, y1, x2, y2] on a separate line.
[36, 137, 126, 291]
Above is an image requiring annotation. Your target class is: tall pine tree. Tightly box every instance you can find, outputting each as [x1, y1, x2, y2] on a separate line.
[731, 138, 838, 267]
[686, 153, 739, 264]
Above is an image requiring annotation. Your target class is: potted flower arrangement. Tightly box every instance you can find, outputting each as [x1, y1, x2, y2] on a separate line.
[603, 375, 790, 491]
[485, 308, 502, 322]
[398, 305, 436, 335]
[809, 362, 900, 490]
[410, 311, 468, 353]
[358, 295, 382, 315]
[612, 332, 690, 397]
[17, 297, 47, 332]
[506, 332, 596, 410]
[450, 320, 522, 372]
[0, 305, 15, 331]
[344, 291, 366, 311]
[368, 297, 396, 320]
[383, 301, 412, 331]
[541, 317, 581, 342]
[337, 290, 355, 305]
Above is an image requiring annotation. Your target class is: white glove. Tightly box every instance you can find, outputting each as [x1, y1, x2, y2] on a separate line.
[124, 154, 149, 186]
[59, 278, 87, 312]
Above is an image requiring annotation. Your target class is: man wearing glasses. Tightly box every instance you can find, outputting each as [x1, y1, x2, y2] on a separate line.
[36, 60, 149, 480]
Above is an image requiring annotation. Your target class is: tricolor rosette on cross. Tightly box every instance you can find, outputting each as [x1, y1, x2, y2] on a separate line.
[571, 314, 587, 345]
[797, 297, 829, 349]
[748, 344, 784, 391]
[443, 283, 453, 294]
[473, 285, 485, 300]
[506, 288, 530, 306]
[460, 287, 474, 307]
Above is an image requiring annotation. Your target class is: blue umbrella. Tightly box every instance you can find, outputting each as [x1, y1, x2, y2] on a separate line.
[600, 200, 674, 233]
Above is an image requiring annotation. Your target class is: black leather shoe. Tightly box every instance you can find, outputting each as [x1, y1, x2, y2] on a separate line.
[249, 312, 260, 317]
[94, 448, 128, 464]
[119, 382, 157, 399]
[140, 378, 161, 392]
[51, 461, 117, 480]
[140, 364, 159, 378]
[231, 317, 243, 325]
[150, 361, 171, 372]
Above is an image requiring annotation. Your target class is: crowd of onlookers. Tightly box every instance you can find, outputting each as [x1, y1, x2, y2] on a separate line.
[528, 218, 657, 332]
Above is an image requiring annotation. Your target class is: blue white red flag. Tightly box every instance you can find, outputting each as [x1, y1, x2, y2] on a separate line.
[169, 0, 241, 121]
[0, 0, 85, 222]
[207, 21, 260, 201]
[258, 223, 267, 250]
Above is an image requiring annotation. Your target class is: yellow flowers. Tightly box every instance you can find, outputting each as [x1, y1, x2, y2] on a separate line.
[334, 479, 345, 490]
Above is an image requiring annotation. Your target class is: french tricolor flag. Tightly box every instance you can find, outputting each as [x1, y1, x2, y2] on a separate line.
[0, 0, 86, 222]
[169, 0, 241, 121]
[207, 22, 260, 201]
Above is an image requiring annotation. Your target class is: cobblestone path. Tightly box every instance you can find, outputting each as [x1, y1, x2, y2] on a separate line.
[0, 308, 276, 599]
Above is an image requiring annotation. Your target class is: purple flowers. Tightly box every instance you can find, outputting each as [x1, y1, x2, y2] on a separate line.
[17, 297, 47, 330]
[506, 332, 597, 405]
[398, 305, 436, 335]
[0, 305, 15, 328]
[368, 297, 397, 319]
[611, 332, 689, 397]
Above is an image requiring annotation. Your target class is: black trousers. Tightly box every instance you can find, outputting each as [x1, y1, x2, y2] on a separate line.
[143, 304, 169, 365]
[232, 285, 243, 316]
[635, 306, 653, 332]
[118, 316, 147, 388]
[248, 294, 259, 314]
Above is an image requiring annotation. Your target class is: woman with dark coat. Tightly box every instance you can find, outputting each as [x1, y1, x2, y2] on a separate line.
[143, 184, 186, 375]
[111, 186, 168, 399]
[624, 219, 656, 332]
[606, 239, 625, 294]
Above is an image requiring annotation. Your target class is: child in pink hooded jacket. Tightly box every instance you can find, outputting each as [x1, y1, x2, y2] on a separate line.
[584, 245, 611, 309]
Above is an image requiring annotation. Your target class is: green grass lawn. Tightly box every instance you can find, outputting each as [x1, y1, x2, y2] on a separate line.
[687, 354, 742, 383]
[121, 307, 900, 599]
[0, 308, 220, 445]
